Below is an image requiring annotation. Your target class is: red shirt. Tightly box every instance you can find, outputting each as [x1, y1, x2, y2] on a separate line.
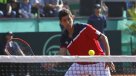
[60, 23, 104, 56]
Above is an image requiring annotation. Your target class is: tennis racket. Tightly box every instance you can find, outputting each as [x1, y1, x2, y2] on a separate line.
[5, 38, 34, 55]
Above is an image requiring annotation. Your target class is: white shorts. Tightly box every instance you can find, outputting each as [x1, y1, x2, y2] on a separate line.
[65, 62, 111, 76]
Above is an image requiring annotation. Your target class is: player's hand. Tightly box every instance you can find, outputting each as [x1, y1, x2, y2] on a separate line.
[41, 63, 58, 71]
[105, 62, 116, 72]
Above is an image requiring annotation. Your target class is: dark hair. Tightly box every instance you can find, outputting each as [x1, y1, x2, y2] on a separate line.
[58, 9, 72, 21]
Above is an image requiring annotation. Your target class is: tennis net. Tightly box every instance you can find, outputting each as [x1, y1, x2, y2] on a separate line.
[0, 55, 136, 76]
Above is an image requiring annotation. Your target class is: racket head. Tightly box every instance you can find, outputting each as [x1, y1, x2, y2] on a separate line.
[5, 38, 34, 55]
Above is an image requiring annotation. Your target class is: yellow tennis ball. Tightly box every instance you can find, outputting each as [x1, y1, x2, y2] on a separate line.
[88, 50, 95, 55]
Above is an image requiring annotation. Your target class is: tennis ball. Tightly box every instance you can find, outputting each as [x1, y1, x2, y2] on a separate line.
[88, 50, 95, 55]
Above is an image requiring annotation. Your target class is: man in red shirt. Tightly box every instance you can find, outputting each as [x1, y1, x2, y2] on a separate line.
[57, 9, 115, 76]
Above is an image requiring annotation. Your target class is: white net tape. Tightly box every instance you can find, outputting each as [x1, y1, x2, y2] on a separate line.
[0, 55, 136, 76]
[0, 55, 136, 63]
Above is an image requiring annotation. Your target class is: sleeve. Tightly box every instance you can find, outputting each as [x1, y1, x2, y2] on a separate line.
[60, 34, 67, 48]
[86, 24, 101, 40]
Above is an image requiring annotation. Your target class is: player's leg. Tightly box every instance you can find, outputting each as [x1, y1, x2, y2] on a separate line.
[65, 63, 89, 76]
[88, 62, 111, 76]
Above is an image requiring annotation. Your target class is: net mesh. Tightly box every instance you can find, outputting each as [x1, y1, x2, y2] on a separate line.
[0, 55, 136, 76]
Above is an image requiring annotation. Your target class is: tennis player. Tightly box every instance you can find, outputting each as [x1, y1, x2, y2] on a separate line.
[4, 32, 25, 55]
[58, 9, 115, 76]
[0, 32, 25, 76]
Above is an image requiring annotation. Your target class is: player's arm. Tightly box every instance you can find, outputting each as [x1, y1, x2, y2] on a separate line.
[4, 49, 11, 55]
[99, 33, 110, 55]
[58, 47, 67, 55]
[99, 33, 115, 71]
